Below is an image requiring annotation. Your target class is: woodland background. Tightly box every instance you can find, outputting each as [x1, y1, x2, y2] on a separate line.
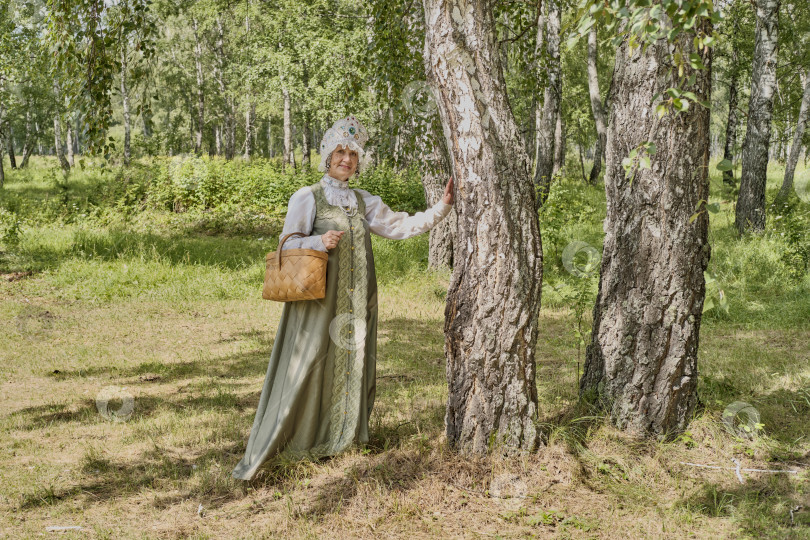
[1, 0, 809, 538]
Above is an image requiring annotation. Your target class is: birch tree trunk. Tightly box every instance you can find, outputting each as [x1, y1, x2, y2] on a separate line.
[722, 56, 740, 188]
[53, 115, 69, 172]
[215, 17, 235, 160]
[526, 95, 536, 158]
[0, 106, 16, 169]
[192, 17, 205, 156]
[775, 70, 810, 204]
[579, 17, 712, 437]
[533, 9, 545, 175]
[120, 43, 131, 165]
[5, 122, 16, 169]
[244, 103, 255, 160]
[422, 121, 456, 269]
[587, 26, 607, 185]
[735, 0, 780, 234]
[533, 0, 561, 207]
[423, 0, 543, 455]
[553, 113, 564, 174]
[36, 120, 43, 155]
[52, 80, 70, 173]
[141, 107, 153, 138]
[302, 112, 311, 169]
[0, 129, 4, 187]
[73, 114, 79, 155]
[776, 129, 793, 164]
[66, 124, 74, 167]
[20, 109, 33, 169]
[282, 87, 294, 170]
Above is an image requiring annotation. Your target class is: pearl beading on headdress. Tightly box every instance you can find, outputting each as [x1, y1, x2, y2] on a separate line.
[318, 115, 369, 174]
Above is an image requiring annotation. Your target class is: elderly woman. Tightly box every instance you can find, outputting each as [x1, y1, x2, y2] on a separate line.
[232, 115, 454, 481]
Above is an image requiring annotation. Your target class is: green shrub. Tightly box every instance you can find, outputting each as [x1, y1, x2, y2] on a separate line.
[134, 156, 427, 216]
[0, 208, 22, 248]
[352, 161, 427, 214]
[771, 201, 810, 283]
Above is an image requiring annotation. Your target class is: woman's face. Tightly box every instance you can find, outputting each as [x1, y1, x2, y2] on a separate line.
[327, 145, 358, 181]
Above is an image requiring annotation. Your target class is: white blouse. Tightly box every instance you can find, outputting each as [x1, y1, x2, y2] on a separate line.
[280, 174, 453, 251]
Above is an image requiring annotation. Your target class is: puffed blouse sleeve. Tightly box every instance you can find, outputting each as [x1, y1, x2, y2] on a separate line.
[279, 186, 327, 252]
[355, 188, 453, 240]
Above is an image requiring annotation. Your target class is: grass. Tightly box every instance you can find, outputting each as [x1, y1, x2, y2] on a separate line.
[0, 156, 808, 538]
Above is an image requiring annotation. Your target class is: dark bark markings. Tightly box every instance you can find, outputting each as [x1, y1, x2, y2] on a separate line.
[580, 21, 712, 437]
[424, 0, 543, 455]
[735, 0, 780, 233]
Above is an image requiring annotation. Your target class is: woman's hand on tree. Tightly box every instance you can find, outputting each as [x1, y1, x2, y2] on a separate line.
[322, 230, 345, 250]
[442, 176, 454, 205]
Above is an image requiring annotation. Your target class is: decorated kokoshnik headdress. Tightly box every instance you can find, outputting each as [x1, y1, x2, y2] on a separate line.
[318, 115, 369, 175]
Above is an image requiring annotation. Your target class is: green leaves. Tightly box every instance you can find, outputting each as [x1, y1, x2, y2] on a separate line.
[716, 159, 734, 172]
[689, 198, 721, 224]
[655, 85, 710, 118]
[572, 0, 721, 49]
[621, 141, 657, 184]
[703, 271, 729, 315]
[572, 0, 719, 120]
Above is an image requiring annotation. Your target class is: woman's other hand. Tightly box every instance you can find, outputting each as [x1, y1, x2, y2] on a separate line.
[322, 230, 345, 250]
[442, 176, 454, 205]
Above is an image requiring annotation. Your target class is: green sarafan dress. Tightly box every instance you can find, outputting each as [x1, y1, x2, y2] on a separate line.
[232, 176, 451, 481]
[231, 183, 376, 481]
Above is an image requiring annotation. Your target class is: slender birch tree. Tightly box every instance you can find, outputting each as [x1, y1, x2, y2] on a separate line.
[735, 0, 780, 234]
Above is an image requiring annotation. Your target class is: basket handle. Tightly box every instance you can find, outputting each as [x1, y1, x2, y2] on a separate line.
[276, 232, 308, 269]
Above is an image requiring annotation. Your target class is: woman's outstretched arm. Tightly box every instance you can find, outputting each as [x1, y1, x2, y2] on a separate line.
[356, 188, 453, 240]
[279, 187, 328, 251]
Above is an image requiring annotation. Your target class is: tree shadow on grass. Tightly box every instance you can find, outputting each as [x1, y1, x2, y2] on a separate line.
[295, 449, 440, 519]
[7, 347, 271, 433]
[17, 435, 247, 511]
[673, 476, 810, 536]
[242, 442, 469, 521]
[752, 387, 810, 448]
[13, 382, 258, 512]
[42, 313, 443, 388]
[8, 313, 451, 514]
[36, 326, 275, 383]
[20, 227, 264, 272]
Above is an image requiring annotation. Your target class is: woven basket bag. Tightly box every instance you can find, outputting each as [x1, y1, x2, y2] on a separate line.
[262, 232, 328, 302]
